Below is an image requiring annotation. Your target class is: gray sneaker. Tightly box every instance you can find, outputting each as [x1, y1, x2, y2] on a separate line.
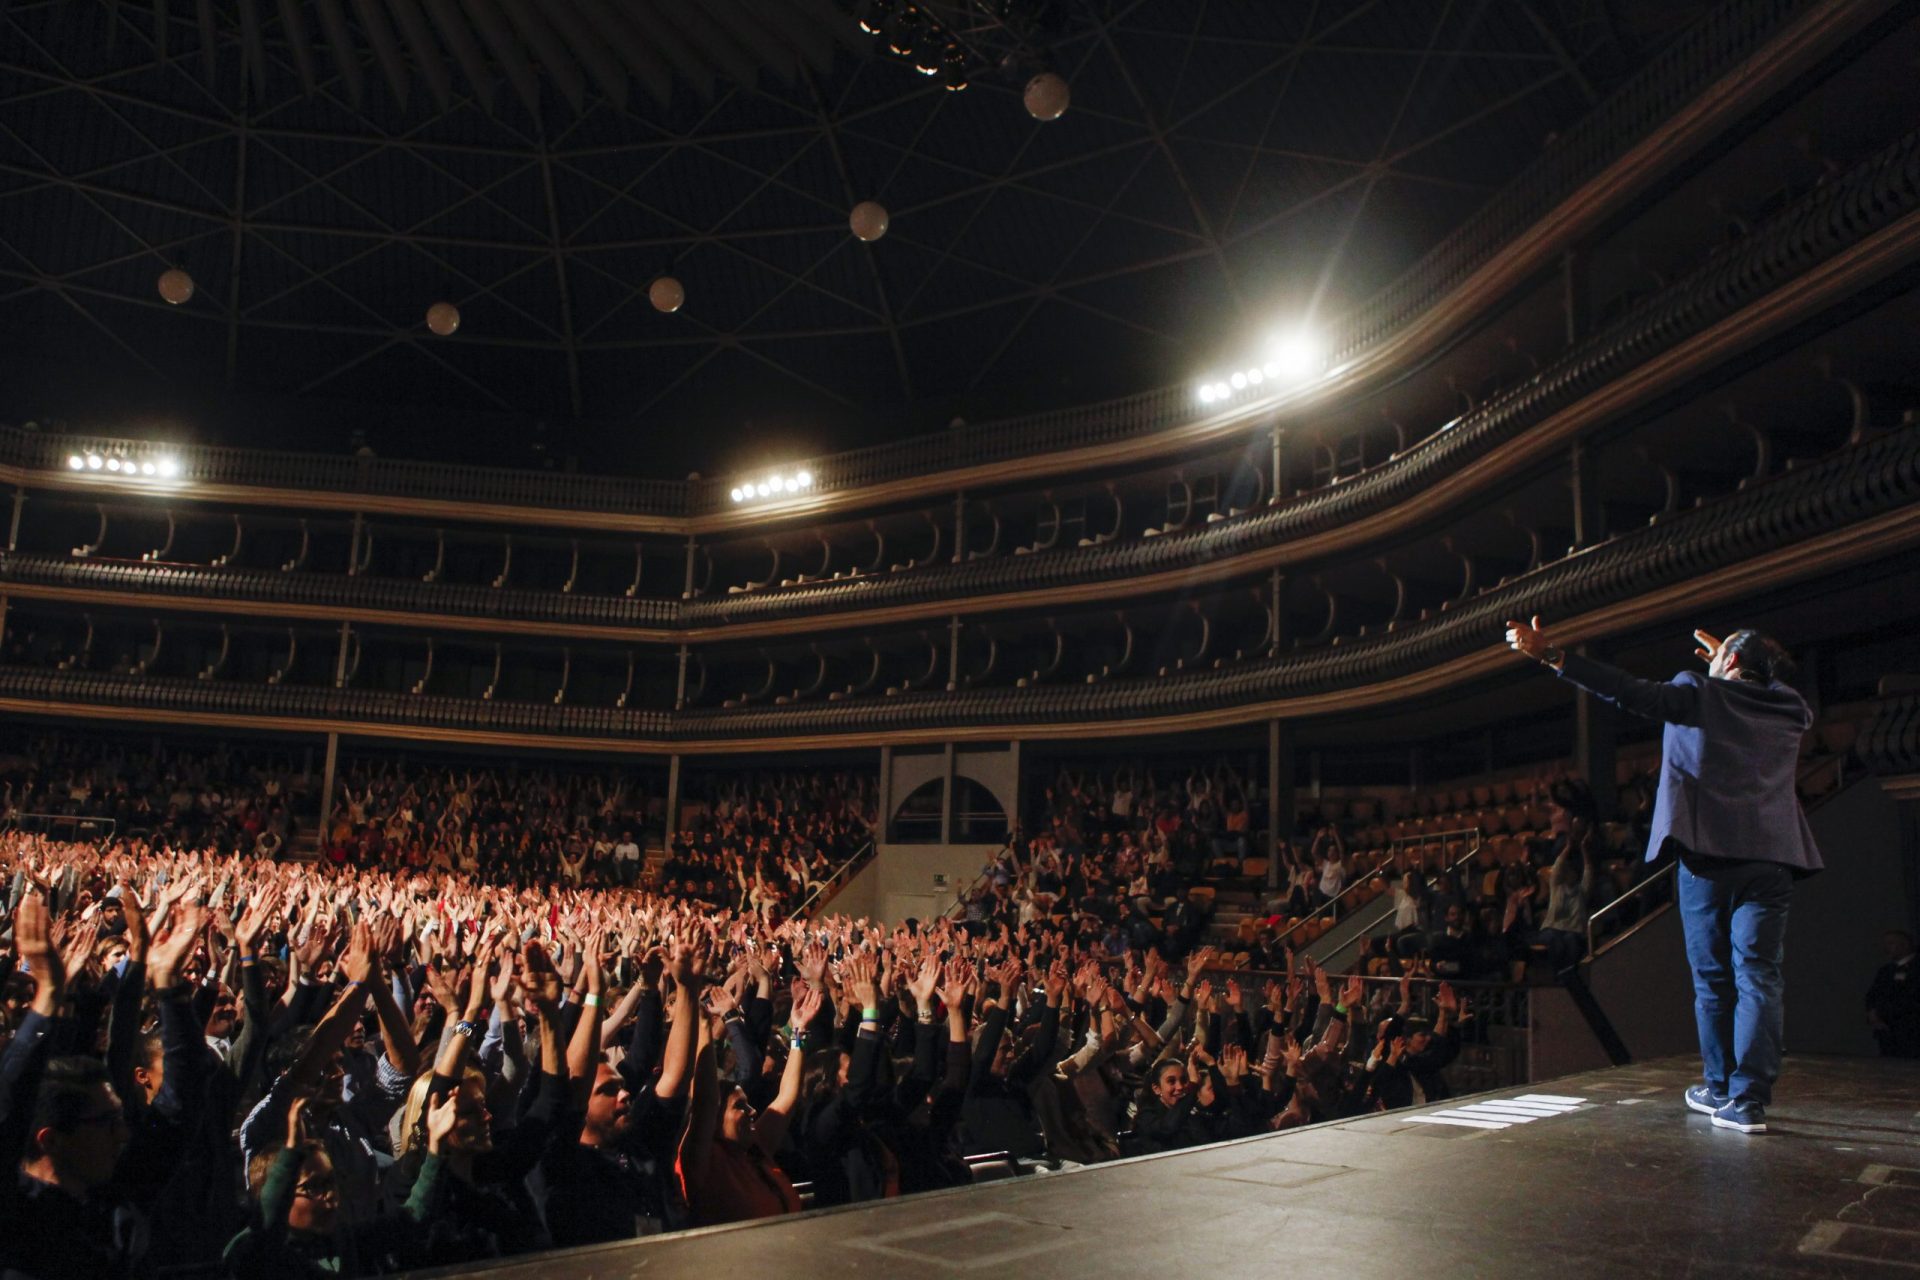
[1711, 1099, 1766, 1133]
[1685, 1084, 1728, 1115]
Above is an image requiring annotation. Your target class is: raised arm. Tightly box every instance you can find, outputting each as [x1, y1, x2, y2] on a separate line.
[753, 985, 821, 1154]
[1508, 616, 1702, 724]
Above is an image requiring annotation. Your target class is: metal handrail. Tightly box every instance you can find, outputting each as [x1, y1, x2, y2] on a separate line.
[1268, 827, 1485, 951]
[0, 812, 118, 842]
[1585, 861, 1676, 960]
[790, 837, 876, 919]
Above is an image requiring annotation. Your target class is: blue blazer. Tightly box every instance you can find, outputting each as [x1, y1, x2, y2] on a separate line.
[1555, 654, 1823, 875]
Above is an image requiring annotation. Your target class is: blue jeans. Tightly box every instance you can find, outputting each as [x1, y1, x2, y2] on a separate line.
[1677, 856, 1794, 1107]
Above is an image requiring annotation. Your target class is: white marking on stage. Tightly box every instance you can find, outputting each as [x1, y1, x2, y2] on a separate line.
[1404, 1096, 1588, 1132]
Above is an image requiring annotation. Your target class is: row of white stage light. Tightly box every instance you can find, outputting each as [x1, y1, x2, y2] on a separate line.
[1402, 1093, 1589, 1130]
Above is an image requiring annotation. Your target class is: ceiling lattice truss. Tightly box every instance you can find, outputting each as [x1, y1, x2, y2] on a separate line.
[0, 0, 1696, 469]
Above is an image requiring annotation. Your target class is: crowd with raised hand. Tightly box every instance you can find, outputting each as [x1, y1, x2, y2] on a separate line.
[655, 769, 876, 915]
[0, 729, 305, 859]
[0, 828, 1473, 1279]
[322, 758, 656, 887]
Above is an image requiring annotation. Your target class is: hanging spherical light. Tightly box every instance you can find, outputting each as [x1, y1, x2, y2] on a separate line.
[156, 267, 195, 305]
[650, 276, 686, 314]
[849, 201, 891, 242]
[1024, 72, 1070, 122]
[425, 301, 462, 336]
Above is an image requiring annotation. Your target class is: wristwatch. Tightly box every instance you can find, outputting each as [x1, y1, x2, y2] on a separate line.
[1541, 646, 1566, 670]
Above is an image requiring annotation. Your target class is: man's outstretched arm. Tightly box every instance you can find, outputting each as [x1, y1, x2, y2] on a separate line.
[1507, 616, 1702, 725]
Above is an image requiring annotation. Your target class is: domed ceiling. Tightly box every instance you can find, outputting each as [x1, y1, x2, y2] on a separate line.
[0, 0, 1706, 475]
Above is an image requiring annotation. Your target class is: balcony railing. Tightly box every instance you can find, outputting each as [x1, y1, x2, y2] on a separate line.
[10, 100, 1916, 645]
[0, 408, 1914, 744]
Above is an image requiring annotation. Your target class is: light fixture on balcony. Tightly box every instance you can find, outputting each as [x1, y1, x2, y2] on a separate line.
[731, 470, 817, 504]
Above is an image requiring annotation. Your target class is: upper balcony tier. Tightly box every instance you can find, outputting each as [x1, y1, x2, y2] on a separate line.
[10, 108, 1920, 644]
[1, 0, 1885, 537]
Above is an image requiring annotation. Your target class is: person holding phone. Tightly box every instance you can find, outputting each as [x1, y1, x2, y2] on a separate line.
[1505, 617, 1820, 1134]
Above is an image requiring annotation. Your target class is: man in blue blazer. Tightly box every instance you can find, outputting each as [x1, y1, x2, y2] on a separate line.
[1506, 617, 1821, 1134]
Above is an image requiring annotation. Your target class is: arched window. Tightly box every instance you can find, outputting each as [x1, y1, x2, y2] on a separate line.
[888, 775, 1009, 844]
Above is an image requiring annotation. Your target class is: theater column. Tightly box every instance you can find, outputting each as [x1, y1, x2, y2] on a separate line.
[318, 733, 339, 838]
[1569, 441, 1615, 819]
[1574, 644, 1617, 822]
[7, 487, 23, 551]
[1268, 719, 1293, 890]
[939, 741, 956, 846]
[665, 754, 683, 841]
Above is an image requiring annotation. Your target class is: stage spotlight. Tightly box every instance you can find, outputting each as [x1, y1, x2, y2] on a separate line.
[106, 458, 122, 472]
[426, 301, 461, 336]
[731, 487, 744, 502]
[67, 454, 84, 470]
[157, 457, 180, 478]
[1198, 385, 1217, 405]
[855, 0, 888, 35]
[796, 470, 812, 487]
[1230, 371, 1247, 390]
[86, 454, 103, 469]
[756, 482, 771, 497]
[1246, 367, 1264, 385]
[1271, 331, 1321, 381]
[940, 46, 968, 90]
[140, 461, 157, 476]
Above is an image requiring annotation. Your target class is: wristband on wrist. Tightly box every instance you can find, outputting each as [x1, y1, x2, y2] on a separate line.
[583, 993, 600, 1008]
[861, 1006, 879, 1022]
[454, 1019, 482, 1039]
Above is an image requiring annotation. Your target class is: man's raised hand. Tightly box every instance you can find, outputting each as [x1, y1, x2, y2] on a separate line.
[1505, 615, 1550, 661]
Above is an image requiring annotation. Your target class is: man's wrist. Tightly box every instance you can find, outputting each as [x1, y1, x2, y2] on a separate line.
[1540, 646, 1566, 671]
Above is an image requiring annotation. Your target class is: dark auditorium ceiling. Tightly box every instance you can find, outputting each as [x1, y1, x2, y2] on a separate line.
[0, 0, 1711, 476]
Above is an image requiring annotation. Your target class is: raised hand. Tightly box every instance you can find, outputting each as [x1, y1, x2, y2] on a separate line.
[939, 958, 973, 1011]
[1504, 614, 1551, 662]
[1184, 946, 1217, 982]
[1340, 973, 1365, 1007]
[340, 923, 377, 986]
[1219, 1043, 1249, 1087]
[907, 955, 941, 1008]
[845, 952, 881, 1010]
[489, 948, 518, 1007]
[1225, 978, 1244, 1012]
[233, 883, 280, 955]
[519, 942, 563, 1014]
[791, 983, 824, 1032]
[1044, 959, 1070, 1005]
[149, 902, 208, 990]
[425, 1090, 460, 1155]
[12, 892, 65, 1013]
[117, 882, 151, 962]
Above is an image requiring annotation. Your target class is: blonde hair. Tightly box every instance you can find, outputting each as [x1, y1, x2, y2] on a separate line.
[393, 1064, 487, 1161]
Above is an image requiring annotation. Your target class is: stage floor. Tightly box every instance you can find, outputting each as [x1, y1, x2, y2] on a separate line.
[438, 1055, 1920, 1278]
